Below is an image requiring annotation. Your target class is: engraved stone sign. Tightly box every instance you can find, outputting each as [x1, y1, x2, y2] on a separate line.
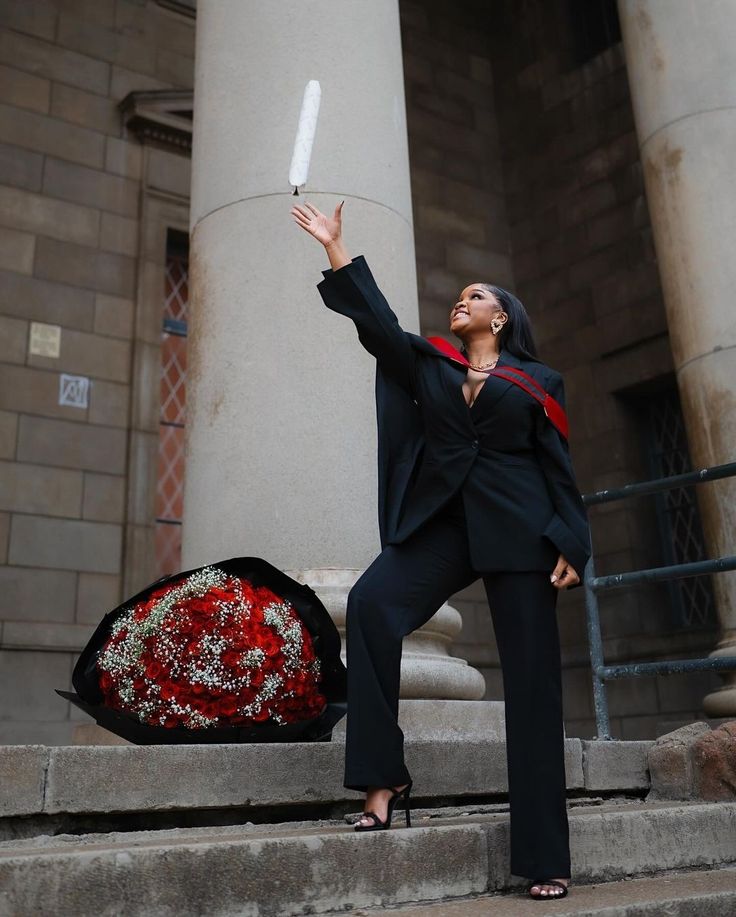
[59, 374, 89, 409]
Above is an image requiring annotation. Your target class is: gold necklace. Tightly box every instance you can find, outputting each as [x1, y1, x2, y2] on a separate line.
[468, 357, 499, 371]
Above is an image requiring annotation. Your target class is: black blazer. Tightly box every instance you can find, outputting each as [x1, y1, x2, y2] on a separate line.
[317, 255, 592, 588]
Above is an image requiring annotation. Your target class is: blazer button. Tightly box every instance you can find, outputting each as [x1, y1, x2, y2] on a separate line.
[471, 440, 479, 449]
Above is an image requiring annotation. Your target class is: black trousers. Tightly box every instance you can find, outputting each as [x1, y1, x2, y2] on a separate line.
[344, 492, 570, 879]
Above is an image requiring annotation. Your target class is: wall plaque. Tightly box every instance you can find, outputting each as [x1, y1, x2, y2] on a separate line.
[29, 322, 61, 358]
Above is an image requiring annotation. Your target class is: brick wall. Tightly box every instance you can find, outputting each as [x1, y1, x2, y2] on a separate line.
[0, 0, 194, 744]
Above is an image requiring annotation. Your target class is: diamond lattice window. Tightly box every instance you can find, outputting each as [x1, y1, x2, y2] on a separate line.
[644, 389, 715, 628]
[155, 230, 189, 577]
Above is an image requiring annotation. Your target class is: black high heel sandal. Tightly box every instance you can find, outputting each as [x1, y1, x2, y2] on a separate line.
[528, 878, 570, 900]
[353, 779, 413, 831]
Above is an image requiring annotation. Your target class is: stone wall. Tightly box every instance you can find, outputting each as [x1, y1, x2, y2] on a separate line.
[0, 0, 194, 744]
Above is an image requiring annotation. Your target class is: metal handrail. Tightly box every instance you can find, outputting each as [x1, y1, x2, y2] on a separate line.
[581, 460, 736, 740]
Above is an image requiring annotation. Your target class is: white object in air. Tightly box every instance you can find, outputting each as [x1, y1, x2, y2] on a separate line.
[289, 80, 321, 194]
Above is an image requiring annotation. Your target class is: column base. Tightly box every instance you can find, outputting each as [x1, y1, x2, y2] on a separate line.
[330, 698, 506, 743]
[286, 567, 489, 701]
[702, 642, 736, 718]
[702, 685, 736, 718]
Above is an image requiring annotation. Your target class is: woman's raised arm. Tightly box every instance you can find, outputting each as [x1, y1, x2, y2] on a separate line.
[291, 200, 417, 394]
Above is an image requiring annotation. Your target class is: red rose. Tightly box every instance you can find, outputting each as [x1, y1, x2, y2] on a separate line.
[222, 650, 240, 667]
[240, 583, 257, 603]
[219, 696, 238, 717]
[145, 660, 163, 679]
[160, 682, 177, 701]
[191, 599, 214, 615]
[238, 687, 257, 705]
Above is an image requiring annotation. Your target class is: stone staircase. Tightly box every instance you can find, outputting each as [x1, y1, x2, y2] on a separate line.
[1, 727, 735, 916]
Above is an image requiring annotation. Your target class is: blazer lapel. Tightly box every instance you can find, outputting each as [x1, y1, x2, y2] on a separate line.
[412, 334, 537, 422]
[478, 347, 524, 412]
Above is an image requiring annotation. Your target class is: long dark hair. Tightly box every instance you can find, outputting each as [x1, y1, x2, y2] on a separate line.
[462, 284, 541, 363]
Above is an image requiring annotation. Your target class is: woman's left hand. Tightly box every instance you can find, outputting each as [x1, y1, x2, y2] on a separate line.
[550, 554, 579, 589]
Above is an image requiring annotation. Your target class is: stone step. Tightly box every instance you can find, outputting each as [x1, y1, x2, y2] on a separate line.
[1, 736, 651, 836]
[0, 800, 733, 916]
[346, 866, 736, 916]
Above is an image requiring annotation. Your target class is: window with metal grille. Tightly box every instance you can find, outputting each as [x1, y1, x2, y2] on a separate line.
[637, 387, 716, 629]
[568, 0, 621, 66]
[155, 228, 189, 577]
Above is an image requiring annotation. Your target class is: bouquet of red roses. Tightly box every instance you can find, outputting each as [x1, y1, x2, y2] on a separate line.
[97, 566, 326, 729]
[58, 558, 347, 744]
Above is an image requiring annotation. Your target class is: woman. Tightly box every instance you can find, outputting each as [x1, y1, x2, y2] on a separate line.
[291, 200, 592, 901]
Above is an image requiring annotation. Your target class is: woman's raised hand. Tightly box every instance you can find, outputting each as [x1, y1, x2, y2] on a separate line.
[291, 200, 344, 248]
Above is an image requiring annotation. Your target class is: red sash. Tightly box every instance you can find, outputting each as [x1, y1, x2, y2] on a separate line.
[425, 337, 569, 440]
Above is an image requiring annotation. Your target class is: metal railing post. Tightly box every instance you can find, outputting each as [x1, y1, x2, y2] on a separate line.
[583, 554, 611, 740]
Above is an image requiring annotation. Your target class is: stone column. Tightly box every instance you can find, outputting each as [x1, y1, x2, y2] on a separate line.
[618, 0, 736, 714]
[185, 1, 494, 734]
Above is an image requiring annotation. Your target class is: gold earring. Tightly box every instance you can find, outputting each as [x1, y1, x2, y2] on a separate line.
[491, 319, 502, 335]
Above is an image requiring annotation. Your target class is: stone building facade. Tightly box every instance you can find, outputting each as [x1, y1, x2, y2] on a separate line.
[0, 0, 730, 744]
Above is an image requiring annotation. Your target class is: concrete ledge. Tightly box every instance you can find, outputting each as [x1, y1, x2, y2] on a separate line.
[566, 801, 736, 880]
[0, 801, 734, 917]
[583, 738, 652, 791]
[0, 823, 488, 917]
[3, 737, 590, 818]
[0, 746, 48, 817]
[334, 867, 736, 916]
[481, 800, 736, 887]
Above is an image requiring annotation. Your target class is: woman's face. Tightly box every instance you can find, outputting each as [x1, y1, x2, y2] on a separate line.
[449, 284, 506, 338]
